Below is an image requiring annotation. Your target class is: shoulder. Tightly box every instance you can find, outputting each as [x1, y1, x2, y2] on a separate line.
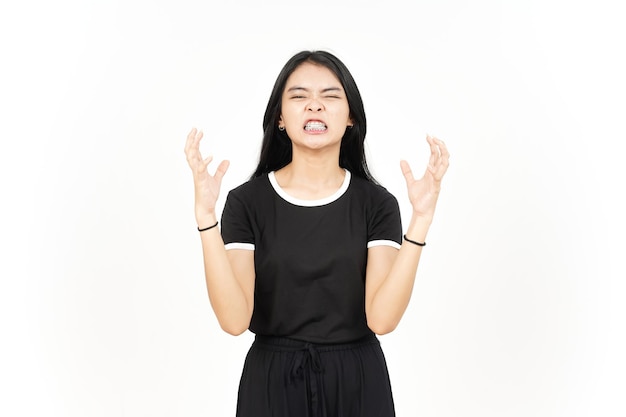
[226, 174, 271, 200]
[349, 175, 398, 204]
[222, 175, 273, 217]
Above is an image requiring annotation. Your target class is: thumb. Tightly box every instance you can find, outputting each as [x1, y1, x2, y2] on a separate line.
[400, 160, 415, 183]
[214, 160, 230, 181]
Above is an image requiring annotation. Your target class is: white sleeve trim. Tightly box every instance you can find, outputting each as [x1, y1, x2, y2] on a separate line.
[224, 243, 255, 251]
[367, 240, 401, 250]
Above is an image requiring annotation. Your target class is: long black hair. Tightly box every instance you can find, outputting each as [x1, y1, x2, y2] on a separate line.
[250, 50, 377, 183]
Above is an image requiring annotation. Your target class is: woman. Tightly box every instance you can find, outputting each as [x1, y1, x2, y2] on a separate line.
[184, 50, 449, 417]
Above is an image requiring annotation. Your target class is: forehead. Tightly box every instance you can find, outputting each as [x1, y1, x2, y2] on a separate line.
[285, 62, 342, 89]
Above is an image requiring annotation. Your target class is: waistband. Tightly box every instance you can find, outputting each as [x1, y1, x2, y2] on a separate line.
[252, 332, 379, 352]
[252, 333, 380, 416]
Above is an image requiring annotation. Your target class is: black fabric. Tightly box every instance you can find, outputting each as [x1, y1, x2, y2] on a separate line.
[221, 172, 402, 344]
[236, 334, 396, 417]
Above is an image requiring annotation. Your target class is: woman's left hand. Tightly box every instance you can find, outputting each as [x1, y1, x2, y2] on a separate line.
[400, 135, 450, 221]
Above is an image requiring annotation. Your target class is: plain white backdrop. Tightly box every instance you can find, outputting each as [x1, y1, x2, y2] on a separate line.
[1, 0, 625, 416]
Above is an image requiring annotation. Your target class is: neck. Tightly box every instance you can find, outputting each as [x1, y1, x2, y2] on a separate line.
[281, 146, 344, 183]
[274, 149, 346, 199]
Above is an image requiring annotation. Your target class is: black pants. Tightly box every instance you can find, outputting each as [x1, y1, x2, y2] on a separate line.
[236, 333, 396, 417]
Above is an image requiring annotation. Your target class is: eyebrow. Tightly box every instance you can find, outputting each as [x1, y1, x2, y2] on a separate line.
[286, 86, 343, 93]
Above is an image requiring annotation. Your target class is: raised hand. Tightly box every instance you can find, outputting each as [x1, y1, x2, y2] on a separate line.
[400, 135, 450, 221]
[184, 128, 230, 222]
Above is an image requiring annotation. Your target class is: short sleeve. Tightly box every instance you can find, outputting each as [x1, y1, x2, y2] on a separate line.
[367, 192, 402, 249]
[220, 190, 255, 251]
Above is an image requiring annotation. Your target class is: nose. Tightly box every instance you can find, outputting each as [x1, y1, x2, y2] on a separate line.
[307, 98, 323, 112]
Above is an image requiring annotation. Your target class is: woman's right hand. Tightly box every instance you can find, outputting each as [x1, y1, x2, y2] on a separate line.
[184, 128, 230, 224]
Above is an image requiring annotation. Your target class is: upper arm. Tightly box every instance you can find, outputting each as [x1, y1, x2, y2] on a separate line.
[221, 188, 256, 315]
[365, 245, 399, 317]
[226, 249, 256, 316]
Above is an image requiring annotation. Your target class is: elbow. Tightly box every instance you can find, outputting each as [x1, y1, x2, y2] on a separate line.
[211, 301, 253, 336]
[367, 318, 399, 336]
[222, 326, 248, 336]
[217, 316, 250, 336]
[219, 322, 249, 336]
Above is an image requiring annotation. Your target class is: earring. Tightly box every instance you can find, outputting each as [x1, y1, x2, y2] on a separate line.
[347, 125, 353, 129]
[279, 126, 285, 131]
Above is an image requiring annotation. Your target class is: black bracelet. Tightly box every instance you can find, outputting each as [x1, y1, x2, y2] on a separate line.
[404, 234, 426, 246]
[198, 221, 219, 232]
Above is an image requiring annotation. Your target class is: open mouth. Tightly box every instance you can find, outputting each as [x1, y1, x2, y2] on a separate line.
[304, 121, 327, 132]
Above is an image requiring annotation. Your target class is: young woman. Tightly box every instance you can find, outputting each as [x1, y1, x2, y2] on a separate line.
[184, 50, 449, 417]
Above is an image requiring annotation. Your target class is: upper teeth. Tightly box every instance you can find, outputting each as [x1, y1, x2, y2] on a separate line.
[305, 121, 327, 131]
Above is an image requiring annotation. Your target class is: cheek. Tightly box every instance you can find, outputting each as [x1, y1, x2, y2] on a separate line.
[281, 106, 299, 122]
[332, 108, 352, 124]
[334, 103, 351, 119]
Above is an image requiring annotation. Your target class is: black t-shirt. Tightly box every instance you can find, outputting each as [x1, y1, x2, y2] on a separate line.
[221, 170, 402, 343]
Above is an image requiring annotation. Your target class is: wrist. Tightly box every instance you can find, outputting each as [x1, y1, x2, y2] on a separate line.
[411, 210, 433, 223]
[198, 221, 219, 232]
[405, 215, 432, 243]
[195, 212, 218, 229]
[409, 213, 433, 228]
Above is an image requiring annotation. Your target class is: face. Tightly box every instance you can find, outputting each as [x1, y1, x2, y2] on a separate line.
[279, 62, 353, 152]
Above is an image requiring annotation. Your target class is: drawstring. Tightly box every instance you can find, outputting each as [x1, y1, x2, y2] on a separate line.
[288, 343, 325, 416]
[253, 334, 379, 416]
[290, 343, 323, 381]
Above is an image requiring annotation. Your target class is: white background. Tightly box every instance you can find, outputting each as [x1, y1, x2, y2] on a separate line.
[1, 0, 625, 416]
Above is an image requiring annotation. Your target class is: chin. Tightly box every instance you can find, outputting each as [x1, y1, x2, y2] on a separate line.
[295, 135, 340, 149]
[300, 141, 338, 152]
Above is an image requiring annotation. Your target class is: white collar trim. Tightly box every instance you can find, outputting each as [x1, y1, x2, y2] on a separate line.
[268, 170, 351, 207]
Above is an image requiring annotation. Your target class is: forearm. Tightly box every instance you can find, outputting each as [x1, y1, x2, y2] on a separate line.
[198, 214, 252, 335]
[367, 215, 431, 334]
[369, 134, 448, 333]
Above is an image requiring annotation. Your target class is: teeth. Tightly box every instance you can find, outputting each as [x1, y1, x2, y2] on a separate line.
[305, 121, 327, 131]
